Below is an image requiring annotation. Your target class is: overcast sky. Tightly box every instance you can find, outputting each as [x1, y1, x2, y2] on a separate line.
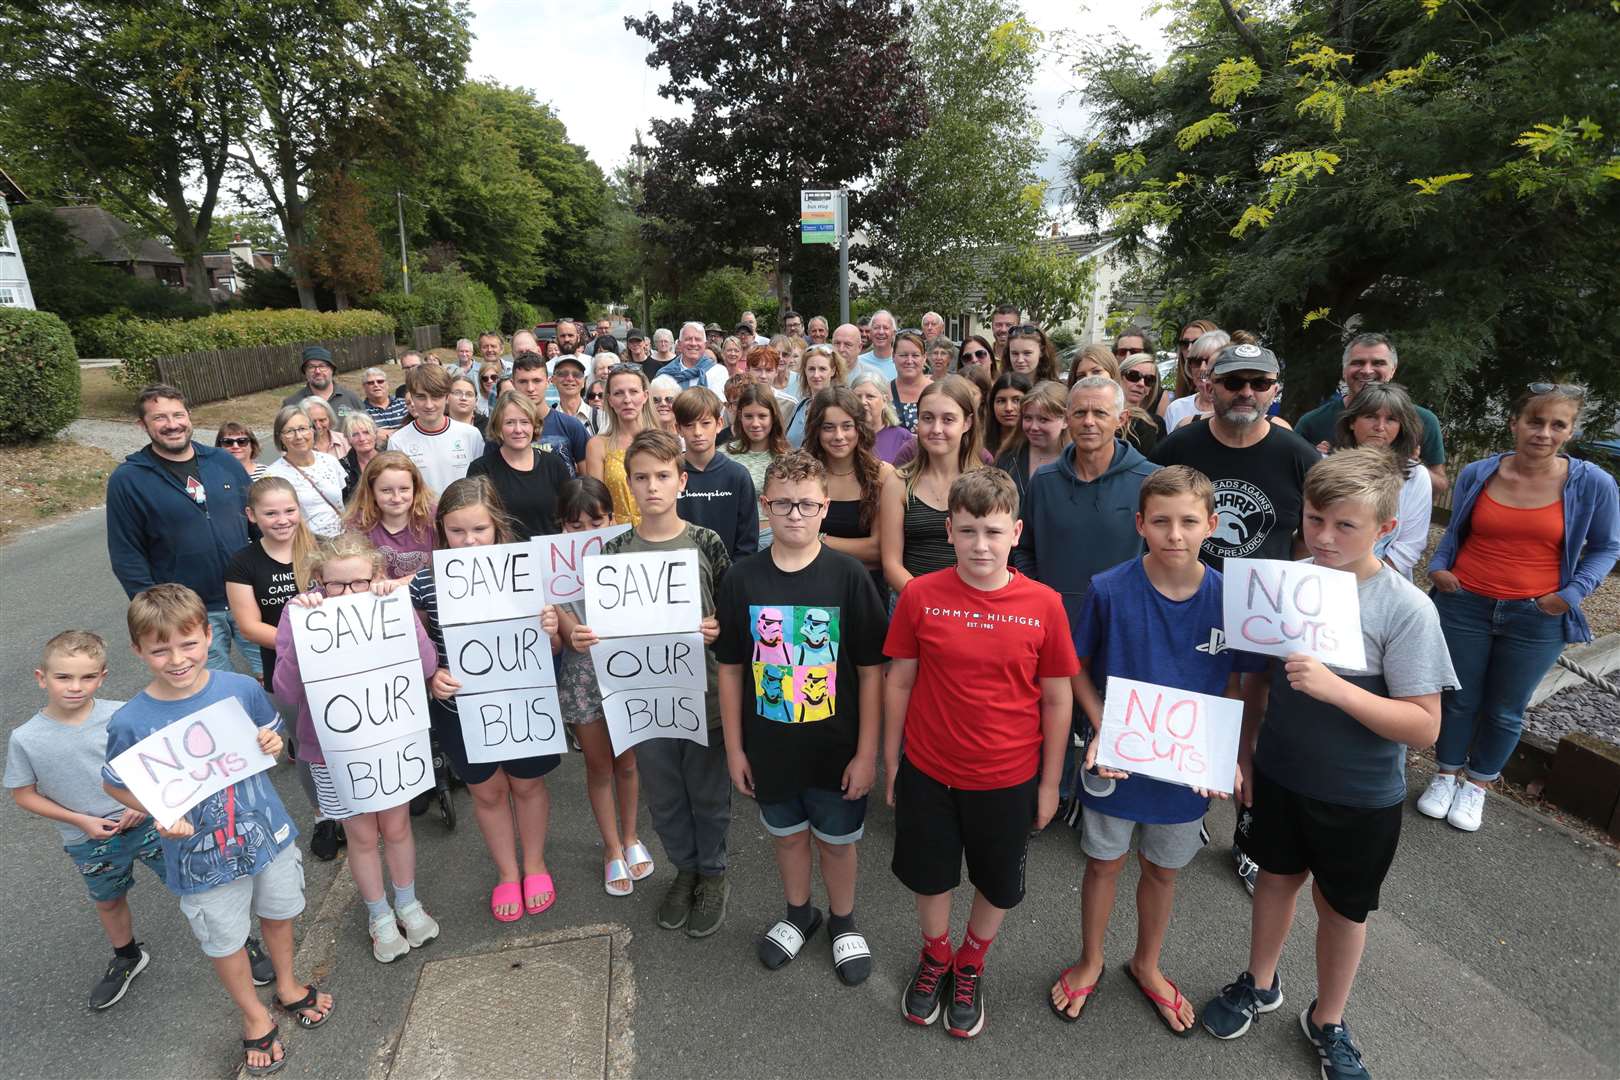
[465, 0, 1170, 222]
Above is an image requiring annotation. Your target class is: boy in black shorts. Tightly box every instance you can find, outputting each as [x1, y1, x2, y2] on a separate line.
[883, 469, 1078, 1038]
[1202, 449, 1457, 1080]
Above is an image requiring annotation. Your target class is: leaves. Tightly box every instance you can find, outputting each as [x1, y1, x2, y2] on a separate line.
[1176, 113, 1239, 150]
[1407, 173, 1473, 195]
[1209, 57, 1262, 107]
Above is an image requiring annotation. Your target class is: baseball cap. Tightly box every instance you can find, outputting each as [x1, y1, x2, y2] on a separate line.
[1209, 342, 1280, 378]
[551, 355, 587, 374]
[626, 328, 646, 343]
[300, 345, 334, 371]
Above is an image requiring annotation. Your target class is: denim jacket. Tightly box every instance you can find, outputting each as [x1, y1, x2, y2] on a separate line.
[1429, 453, 1620, 642]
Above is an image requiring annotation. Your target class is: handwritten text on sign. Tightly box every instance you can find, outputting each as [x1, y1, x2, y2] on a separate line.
[534, 524, 630, 604]
[582, 550, 701, 637]
[591, 632, 708, 755]
[1094, 676, 1244, 795]
[288, 592, 433, 812]
[108, 698, 276, 828]
[1222, 558, 1366, 670]
[434, 543, 566, 762]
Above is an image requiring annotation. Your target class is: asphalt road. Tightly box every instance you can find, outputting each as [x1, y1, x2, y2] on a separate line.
[1, 508, 1617, 1079]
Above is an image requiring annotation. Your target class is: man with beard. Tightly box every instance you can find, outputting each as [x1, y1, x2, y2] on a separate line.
[555, 319, 582, 356]
[281, 346, 364, 414]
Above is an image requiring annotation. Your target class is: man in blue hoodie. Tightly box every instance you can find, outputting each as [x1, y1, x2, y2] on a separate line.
[657, 321, 719, 391]
[106, 385, 252, 672]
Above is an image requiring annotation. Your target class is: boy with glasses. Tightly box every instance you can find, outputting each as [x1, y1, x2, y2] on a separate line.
[715, 452, 888, 984]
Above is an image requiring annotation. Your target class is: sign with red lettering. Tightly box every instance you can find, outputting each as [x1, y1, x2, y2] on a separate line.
[1222, 558, 1366, 670]
[1094, 676, 1244, 795]
[107, 698, 277, 828]
[533, 525, 630, 605]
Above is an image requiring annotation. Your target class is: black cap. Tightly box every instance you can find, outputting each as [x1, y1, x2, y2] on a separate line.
[1209, 342, 1281, 377]
[300, 345, 333, 371]
[734, 323, 753, 336]
[626, 328, 646, 343]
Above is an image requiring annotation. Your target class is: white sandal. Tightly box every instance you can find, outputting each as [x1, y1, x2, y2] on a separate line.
[624, 840, 656, 882]
[604, 858, 633, 896]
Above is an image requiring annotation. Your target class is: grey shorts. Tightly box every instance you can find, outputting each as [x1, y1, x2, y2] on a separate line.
[178, 845, 306, 958]
[1081, 806, 1206, 870]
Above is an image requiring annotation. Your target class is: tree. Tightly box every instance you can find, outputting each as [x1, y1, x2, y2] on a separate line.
[1068, 0, 1620, 438]
[206, 210, 283, 251]
[978, 240, 1095, 329]
[306, 170, 383, 309]
[0, 0, 246, 305]
[865, 0, 1045, 316]
[625, 0, 927, 306]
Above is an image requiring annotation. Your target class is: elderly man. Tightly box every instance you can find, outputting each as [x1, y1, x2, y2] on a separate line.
[830, 323, 863, 379]
[360, 366, 409, 440]
[920, 311, 946, 343]
[806, 315, 829, 345]
[1293, 332, 1449, 494]
[282, 346, 364, 414]
[456, 337, 477, 371]
[509, 330, 539, 376]
[781, 310, 804, 338]
[857, 309, 898, 381]
[657, 320, 721, 391]
[475, 331, 505, 375]
[555, 319, 582, 356]
[705, 322, 726, 351]
[739, 310, 759, 336]
[392, 350, 424, 398]
[652, 327, 676, 364]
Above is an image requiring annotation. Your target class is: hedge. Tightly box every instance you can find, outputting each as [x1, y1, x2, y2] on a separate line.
[0, 308, 81, 441]
[99, 309, 395, 387]
[501, 298, 541, 336]
[369, 270, 500, 346]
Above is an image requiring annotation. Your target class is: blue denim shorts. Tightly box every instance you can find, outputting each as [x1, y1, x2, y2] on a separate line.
[64, 822, 165, 903]
[758, 786, 867, 844]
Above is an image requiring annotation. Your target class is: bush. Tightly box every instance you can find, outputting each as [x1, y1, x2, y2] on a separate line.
[1049, 326, 1078, 352]
[109, 309, 394, 387]
[370, 291, 429, 343]
[0, 308, 81, 441]
[412, 270, 500, 344]
[501, 298, 541, 336]
[683, 267, 769, 330]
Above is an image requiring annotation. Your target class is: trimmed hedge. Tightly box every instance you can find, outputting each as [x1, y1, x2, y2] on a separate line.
[0, 308, 81, 441]
[102, 309, 394, 387]
[369, 270, 501, 346]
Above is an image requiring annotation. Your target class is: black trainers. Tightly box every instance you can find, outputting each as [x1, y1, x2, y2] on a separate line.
[89, 946, 149, 1010]
[1301, 1001, 1372, 1080]
[1202, 970, 1283, 1039]
[1231, 843, 1259, 895]
[901, 953, 952, 1026]
[656, 870, 699, 930]
[245, 935, 274, 986]
[310, 819, 344, 861]
[945, 963, 986, 1038]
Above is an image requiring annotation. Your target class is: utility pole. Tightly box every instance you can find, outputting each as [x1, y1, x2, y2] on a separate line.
[396, 190, 410, 296]
[837, 188, 850, 326]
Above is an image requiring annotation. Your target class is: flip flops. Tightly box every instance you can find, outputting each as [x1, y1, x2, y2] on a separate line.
[605, 858, 634, 896]
[242, 1024, 285, 1076]
[1126, 963, 1197, 1037]
[274, 984, 332, 1029]
[490, 881, 523, 923]
[624, 840, 656, 881]
[523, 872, 556, 916]
[1049, 965, 1103, 1023]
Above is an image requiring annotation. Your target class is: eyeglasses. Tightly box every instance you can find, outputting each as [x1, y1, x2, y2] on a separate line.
[282, 424, 313, 436]
[961, 349, 990, 361]
[765, 498, 827, 518]
[1217, 375, 1278, 393]
[321, 578, 374, 596]
[651, 395, 676, 405]
[554, 368, 582, 379]
[218, 436, 252, 448]
[1178, 337, 1199, 350]
[1122, 370, 1157, 385]
[1528, 382, 1582, 395]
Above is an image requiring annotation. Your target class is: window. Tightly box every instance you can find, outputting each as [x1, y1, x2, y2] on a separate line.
[0, 288, 18, 307]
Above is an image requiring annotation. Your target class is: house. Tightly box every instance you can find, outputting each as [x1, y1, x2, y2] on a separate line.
[951, 232, 1160, 346]
[202, 238, 286, 300]
[0, 167, 36, 309]
[52, 204, 188, 288]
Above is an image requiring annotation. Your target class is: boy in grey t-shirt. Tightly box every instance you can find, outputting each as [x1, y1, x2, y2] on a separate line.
[1202, 450, 1458, 1080]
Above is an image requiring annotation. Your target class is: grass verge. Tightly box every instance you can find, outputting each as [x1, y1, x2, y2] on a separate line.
[0, 438, 120, 541]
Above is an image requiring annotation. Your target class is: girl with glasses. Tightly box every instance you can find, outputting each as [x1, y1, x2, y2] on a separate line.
[446, 375, 487, 432]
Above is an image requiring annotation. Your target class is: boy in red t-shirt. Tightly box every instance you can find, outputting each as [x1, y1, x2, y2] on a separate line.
[883, 468, 1078, 1039]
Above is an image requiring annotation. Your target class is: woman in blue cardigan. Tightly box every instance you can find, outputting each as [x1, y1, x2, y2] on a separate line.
[1420, 384, 1619, 831]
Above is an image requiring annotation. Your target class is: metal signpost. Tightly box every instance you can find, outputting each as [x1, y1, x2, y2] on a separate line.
[801, 188, 850, 325]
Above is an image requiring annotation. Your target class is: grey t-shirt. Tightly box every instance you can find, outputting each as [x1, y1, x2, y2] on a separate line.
[4, 699, 129, 844]
[1254, 565, 1458, 807]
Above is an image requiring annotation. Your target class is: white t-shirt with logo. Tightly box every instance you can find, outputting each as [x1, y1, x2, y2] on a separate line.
[388, 418, 483, 497]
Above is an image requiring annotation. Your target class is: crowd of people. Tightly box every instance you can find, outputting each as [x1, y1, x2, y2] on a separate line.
[7, 308, 1617, 1079]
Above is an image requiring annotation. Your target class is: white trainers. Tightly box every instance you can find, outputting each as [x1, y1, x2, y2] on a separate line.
[1447, 780, 1487, 832]
[370, 911, 410, 963]
[1416, 773, 1459, 819]
[397, 900, 440, 948]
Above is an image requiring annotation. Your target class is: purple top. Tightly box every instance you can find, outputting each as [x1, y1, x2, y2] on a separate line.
[874, 426, 914, 464]
[365, 518, 435, 581]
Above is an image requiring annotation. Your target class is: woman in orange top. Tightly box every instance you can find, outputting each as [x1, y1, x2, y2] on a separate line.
[1421, 384, 1620, 832]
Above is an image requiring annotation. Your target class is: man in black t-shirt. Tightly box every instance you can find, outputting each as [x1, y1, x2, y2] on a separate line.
[715, 451, 887, 986]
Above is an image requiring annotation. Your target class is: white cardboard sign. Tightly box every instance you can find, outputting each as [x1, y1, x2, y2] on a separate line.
[1095, 676, 1244, 795]
[533, 525, 630, 605]
[288, 592, 433, 756]
[582, 550, 701, 638]
[108, 698, 277, 828]
[433, 543, 547, 625]
[322, 728, 435, 814]
[1222, 557, 1366, 670]
[590, 632, 709, 755]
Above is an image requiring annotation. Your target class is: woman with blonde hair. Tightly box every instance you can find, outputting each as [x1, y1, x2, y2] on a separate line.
[879, 375, 984, 593]
[584, 364, 660, 525]
[786, 343, 847, 447]
[994, 379, 1071, 501]
[467, 392, 572, 540]
[339, 411, 382, 498]
[1165, 318, 1220, 415]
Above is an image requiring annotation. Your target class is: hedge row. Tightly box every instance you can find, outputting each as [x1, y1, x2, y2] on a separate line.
[369, 269, 500, 345]
[90, 309, 395, 387]
[0, 308, 81, 442]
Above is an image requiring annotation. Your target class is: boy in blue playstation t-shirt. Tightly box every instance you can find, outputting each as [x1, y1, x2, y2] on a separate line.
[1048, 467, 1264, 1035]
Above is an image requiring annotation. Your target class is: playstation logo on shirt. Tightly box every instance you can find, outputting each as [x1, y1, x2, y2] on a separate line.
[1194, 627, 1228, 656]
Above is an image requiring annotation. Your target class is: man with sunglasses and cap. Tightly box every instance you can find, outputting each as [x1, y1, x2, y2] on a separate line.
[282, 346, 364, 415]
[552, 353, 594, 429]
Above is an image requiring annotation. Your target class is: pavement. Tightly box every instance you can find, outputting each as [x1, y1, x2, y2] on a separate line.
[2, 510, 1618, 1080]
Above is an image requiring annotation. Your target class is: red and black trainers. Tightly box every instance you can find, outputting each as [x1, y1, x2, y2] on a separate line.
[946, 964, 986, 1038]
[902, 953, 953, 1026]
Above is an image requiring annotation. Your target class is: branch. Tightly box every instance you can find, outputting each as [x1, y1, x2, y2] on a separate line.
[230, 141, 288, 222]
[1217, 0, 1267, 70]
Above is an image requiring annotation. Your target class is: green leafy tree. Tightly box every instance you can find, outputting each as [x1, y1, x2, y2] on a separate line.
[866, 0, 1045, 316]
[206, 210, 283, 251]
[1069, 0, 1620, 437]
[978, 240, 1095, 328]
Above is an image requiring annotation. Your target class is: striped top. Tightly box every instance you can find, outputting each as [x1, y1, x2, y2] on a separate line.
[902, 491, 956, 579]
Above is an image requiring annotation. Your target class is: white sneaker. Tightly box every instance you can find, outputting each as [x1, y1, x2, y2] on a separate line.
[370, 911, 410, 963]
[397, 900, 440, 948]
[1447, 781, 1487, 832]
[1416, 773, 1459, 819]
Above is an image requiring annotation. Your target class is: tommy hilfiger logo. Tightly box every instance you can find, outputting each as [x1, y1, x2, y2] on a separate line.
[922, 607, 1042, 627]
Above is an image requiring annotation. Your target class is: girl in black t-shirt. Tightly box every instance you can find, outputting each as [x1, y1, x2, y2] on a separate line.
[225, 477, 314, 689]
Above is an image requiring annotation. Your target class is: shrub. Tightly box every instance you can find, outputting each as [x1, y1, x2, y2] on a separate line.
[370, 291, 430, 343]
[1049, 326, 1078, 352]
[412, 270, 499, 344]
[0, 308, 81, 441]
[683, 267, 768, 330]
[110, 308, 394, 387]
[501, 298, 541, 336]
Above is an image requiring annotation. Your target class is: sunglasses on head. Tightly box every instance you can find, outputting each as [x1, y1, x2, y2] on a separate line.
[1528, 381, 1581, 395]
[1218, 374, 1277, 393]
[1122, 369, 1157, 384]
[219, 436, 252, 448]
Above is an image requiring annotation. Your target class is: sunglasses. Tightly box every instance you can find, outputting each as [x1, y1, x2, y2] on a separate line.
[218, 436, 252, 448]
[1217, 375, 1278, 393]
[586, 391, 604, 402]
[1178, 337, 1199, 349]
[961, 348, 990, 361]
[1528, 381, 1582, 395]
[481, 373, 498, 383]
[1122, 370, 1157, 385]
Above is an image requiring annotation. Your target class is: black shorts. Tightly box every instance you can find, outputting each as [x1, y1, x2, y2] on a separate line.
[1236, 769, 1401, 923]
[430, 699, 560, 787]
[890, 756, 1036, 910]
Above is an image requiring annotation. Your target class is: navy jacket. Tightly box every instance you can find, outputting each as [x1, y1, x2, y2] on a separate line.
[106, 443, 252, 610]
[676, 451, 759, 560]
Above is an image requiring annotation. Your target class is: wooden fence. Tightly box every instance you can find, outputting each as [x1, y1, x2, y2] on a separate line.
[412, 324, 442, 354]
[153, 333, 396, 406]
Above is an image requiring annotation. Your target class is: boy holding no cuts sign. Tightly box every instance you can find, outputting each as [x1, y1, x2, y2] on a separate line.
[1202, 448, 1457, 1080]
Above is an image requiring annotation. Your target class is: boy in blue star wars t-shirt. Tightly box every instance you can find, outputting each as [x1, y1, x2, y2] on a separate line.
[1049, 466, 1264, 1034]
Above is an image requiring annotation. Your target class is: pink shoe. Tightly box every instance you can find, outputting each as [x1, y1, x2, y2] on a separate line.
[523, 873, 555, 916]
[490, 881, 522, 923]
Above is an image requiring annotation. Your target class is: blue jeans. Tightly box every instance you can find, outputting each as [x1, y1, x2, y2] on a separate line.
[1432, 587, 1565, 781]
[205, 610, 262, 676]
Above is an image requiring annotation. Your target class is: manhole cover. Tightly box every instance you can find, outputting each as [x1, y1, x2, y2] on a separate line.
[389, 935, 612, 1080]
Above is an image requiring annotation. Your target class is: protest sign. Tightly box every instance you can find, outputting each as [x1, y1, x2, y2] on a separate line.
[582, 550, 701, 638]
[591, 632, 708, 755]
[534, 524, 630, 605]
[1222, 557, 1366, 670]
[1094, 676, 1244, 795]
[434, 543, 566, 762]
[323, 729, 435, 814]
[108, 698, 276, 828]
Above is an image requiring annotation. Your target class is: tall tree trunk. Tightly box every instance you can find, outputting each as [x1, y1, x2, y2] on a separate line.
[334, 288, 350, 310]
[279, 138, 318, 310]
